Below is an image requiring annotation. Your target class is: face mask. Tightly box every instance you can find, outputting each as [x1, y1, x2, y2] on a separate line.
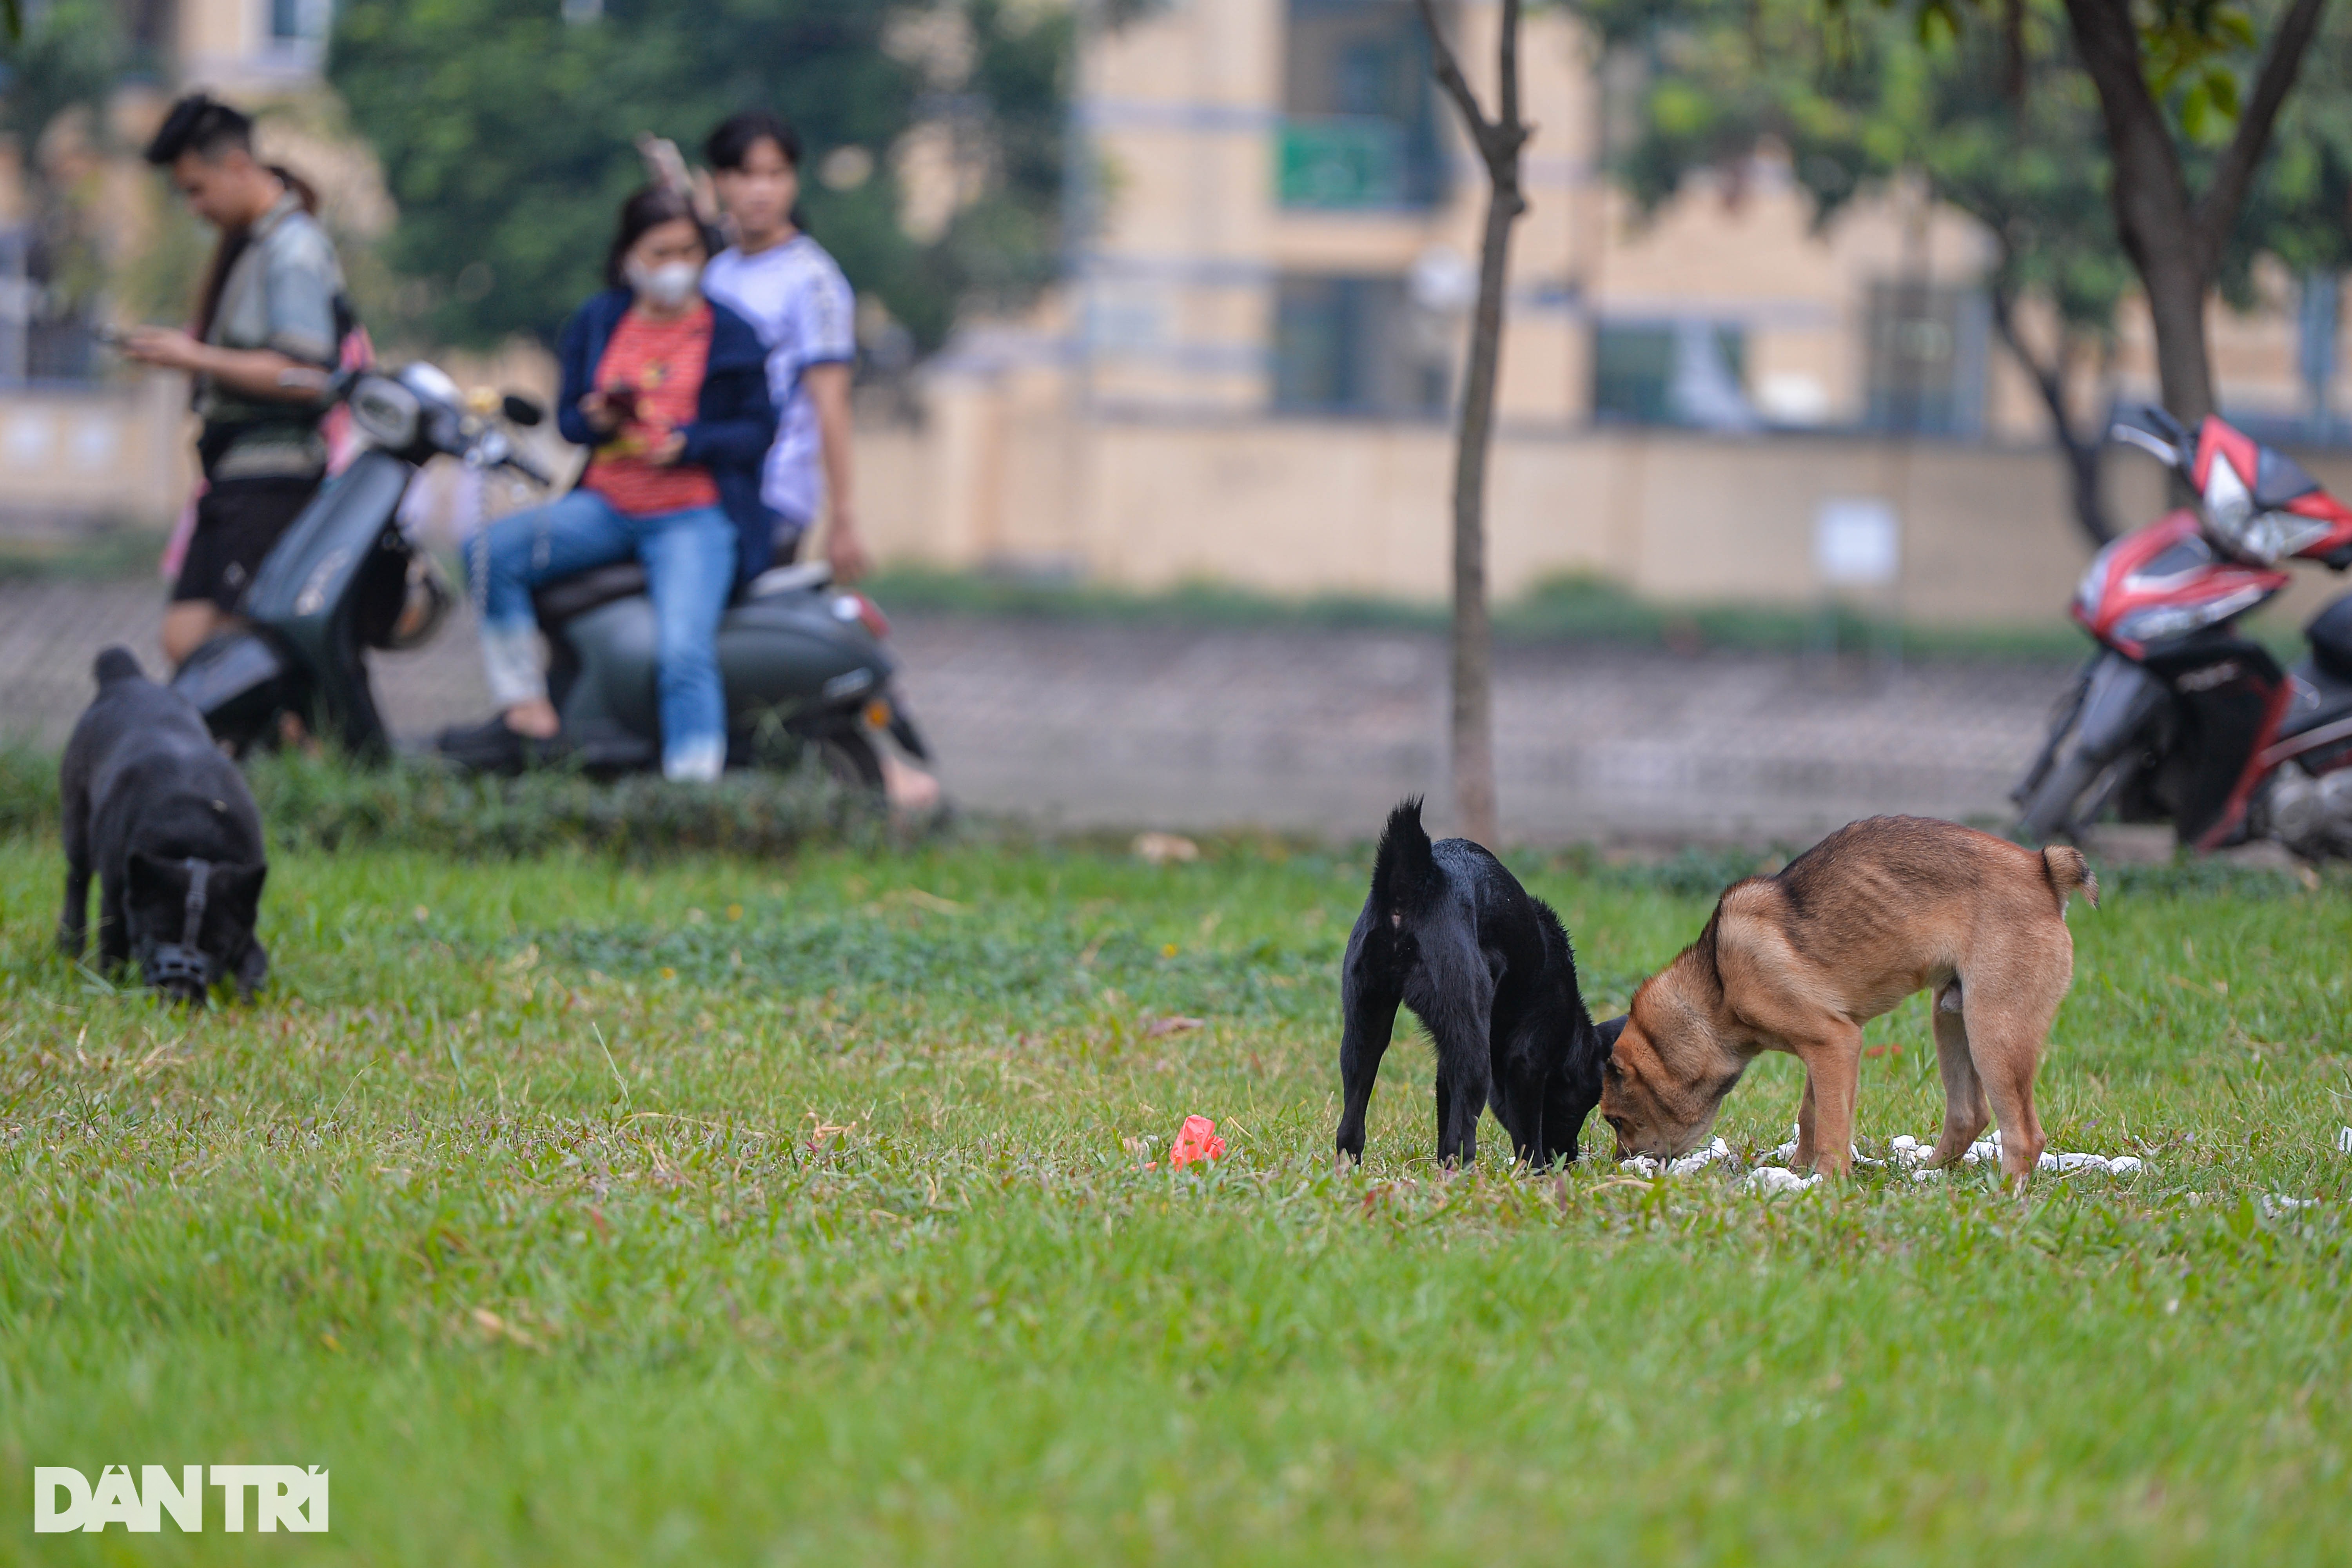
[627, 259, 700, 309]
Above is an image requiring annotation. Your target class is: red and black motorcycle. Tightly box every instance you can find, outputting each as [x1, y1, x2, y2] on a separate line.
[2015, 405, 2352, 855]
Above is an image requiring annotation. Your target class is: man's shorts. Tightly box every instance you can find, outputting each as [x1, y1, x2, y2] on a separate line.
[170, 477, 320, 613]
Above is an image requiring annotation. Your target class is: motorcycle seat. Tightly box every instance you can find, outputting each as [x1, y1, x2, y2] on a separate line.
[532, 553, 834, 630]
[2310, 594, 2352, 684]
[533, 560, 648, 628]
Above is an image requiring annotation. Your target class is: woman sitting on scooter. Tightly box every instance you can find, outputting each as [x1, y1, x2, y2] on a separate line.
[443, 186, 777, 779]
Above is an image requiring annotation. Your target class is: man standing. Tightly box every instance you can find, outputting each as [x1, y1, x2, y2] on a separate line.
[124, 94, 349, 665]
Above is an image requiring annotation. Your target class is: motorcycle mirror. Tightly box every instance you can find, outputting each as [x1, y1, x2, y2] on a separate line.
[2108, 403, 2189, 450]
[501, 393, 546, 428]
[2109, 423, 2184, 465]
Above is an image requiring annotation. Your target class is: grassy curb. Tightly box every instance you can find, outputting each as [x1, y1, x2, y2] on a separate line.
[0, 744, 872, 861]
[864, 566, 2104, 662]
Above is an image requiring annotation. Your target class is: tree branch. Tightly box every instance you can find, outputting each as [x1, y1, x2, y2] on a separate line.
[1498, 0, 1523, 141]
[1986, 274, 2068, 416]
[1989, 274, 2114, 545]
[2060, 0, 2195, 276]
[2193, 0, 2332, 272]
[1414, 0, 1498, 154]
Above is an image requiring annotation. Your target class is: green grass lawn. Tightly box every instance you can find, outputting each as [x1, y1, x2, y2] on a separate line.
[2, 834, 2348, 1564]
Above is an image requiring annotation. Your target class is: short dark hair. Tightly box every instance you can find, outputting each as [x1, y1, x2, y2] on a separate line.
[605, 185, 714, 288]
[144, 93, 254, 166]
[704, 109, 801, 172]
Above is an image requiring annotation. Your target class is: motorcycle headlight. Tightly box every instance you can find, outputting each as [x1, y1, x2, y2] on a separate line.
[2234, 507, 2336, 563]
[2196, 454, 2329, 564]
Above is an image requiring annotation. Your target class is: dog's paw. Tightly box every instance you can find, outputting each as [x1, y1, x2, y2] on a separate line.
[235, 940, 270, 999]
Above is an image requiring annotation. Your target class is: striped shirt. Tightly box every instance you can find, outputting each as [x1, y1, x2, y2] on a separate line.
[579, 304, 722, 517]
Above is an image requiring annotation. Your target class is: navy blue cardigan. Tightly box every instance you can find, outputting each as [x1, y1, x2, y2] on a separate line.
[555, 289, 780, 588]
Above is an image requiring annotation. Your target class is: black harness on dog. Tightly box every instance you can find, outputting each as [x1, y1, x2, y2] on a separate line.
[142, 857, 216, 994]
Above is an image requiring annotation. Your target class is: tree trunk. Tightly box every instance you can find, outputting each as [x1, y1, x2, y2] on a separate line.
[1416, 0, 1527, 851]
[1989, 282, 2112, 546]
[2138, 245, 2221, 426]
[2060, 0, 2332, 425]
[1448, 177, 1518, 849]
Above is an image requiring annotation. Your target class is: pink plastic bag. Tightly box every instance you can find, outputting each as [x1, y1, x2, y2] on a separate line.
[1169, 1115, 1227, 1168]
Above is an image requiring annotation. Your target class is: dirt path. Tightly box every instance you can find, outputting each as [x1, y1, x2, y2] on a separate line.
[0, 581, 2074, 843]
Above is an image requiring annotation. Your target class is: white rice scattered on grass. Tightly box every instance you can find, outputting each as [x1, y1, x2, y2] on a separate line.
[1618, 1126, 2149, 1193]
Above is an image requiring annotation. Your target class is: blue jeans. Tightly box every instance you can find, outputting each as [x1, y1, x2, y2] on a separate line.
[472, 489, 735, 781]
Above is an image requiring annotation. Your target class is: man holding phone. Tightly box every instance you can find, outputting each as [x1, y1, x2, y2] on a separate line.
[122, 93, 350, 665]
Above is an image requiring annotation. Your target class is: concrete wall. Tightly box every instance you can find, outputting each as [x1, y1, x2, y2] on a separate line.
[0, 378, 190, 530]
[19, 357, 2348, 640]
[850, 374, 2352, 632]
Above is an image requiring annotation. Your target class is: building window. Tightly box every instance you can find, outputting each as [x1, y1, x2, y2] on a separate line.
[1278, 0, 1449, 211]
[1272, 274, 1450, 416]
[1862, 281, 1988, 436]
[1592, 320, 1756, 429]
[0, 227, 99, 386]
[269, 0, 331, 44]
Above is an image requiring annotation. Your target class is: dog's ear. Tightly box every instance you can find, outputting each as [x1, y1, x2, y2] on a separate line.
[235, 939, 269, 999]
[211, 861, 268, 921]
[1596, 1014, 1629, 1053]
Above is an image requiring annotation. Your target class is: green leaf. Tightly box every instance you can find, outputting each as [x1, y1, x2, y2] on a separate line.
[1915, 0, 1960, 51]
[1650, 80, 1717, 137]
[2205, 63, 2241, 123]
[2182, 77, 2213, 143]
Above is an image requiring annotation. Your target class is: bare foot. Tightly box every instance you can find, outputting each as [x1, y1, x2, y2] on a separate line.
[277, 710, 325, 759]
[880, 751, 942, 815]
[504, 699, 560, 740]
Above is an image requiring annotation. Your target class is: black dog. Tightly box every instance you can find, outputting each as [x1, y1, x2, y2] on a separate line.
[1336, 799, 1623, 1168]
[58, 648, 269, 1001]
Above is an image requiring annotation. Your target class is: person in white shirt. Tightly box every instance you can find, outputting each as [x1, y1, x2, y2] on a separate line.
[702, 108, 939, 813]
[700, 110, 869, 581]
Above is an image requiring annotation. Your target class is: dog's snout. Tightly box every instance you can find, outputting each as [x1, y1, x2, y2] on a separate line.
[142, 944, 216, 1001]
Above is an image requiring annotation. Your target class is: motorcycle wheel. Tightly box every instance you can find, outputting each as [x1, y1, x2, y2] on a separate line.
[810, 728, 885, 793]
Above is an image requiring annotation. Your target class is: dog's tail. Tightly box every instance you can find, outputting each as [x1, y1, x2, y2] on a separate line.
[2040, 844, 2098, 912]
[93, 646, 144, 687]
[1370, 797, 1445, 918]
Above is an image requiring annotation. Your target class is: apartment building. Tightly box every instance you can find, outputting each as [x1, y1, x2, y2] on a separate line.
[1068, 0, 2330, 438]
[854, 0, 2348, 621]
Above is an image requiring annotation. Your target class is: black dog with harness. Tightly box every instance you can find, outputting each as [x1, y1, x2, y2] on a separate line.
[60, 649, 270, 1002]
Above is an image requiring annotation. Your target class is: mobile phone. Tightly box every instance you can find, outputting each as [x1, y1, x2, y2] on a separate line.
[90, 324, 132, 349]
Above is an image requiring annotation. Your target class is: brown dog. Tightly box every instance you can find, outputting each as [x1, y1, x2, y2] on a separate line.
[1597, 816, 2094, 1185]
